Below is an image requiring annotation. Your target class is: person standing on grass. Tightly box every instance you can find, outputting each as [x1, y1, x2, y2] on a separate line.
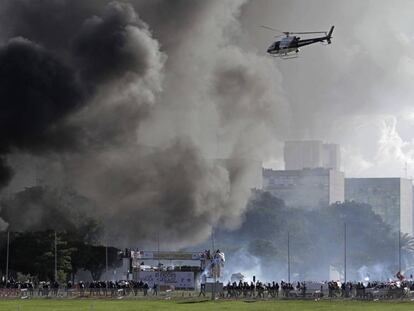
[153, 283, 158, 296]
[199, 274, 206, 297]
[143, 283, 148, 296]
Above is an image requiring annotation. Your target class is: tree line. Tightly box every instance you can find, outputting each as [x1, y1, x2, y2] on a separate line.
[0, 229, 121, 283]
[215, 190, 414, 281]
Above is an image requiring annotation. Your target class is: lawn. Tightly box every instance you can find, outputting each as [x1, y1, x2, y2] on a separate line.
[1, 299, 414, 311]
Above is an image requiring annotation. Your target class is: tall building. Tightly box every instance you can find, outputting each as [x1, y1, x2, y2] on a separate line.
[322, 144, 341, 170]
[345, 178, 413, 235]
[284, 141, 323, 170]
[284, 141, 340, 170]
[263, 168, 344, 209]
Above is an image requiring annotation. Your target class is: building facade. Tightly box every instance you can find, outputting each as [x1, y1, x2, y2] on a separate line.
[263, 168, 345, 209]
[284, 140, 340, 170]
[345, 178, 413, 235]
[322, 143, 341, 170]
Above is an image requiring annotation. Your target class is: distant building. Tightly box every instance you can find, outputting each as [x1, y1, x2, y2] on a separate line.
[284, 141, 323, 170]
[322, 144, 341, 170]
[345, 178, 413, 235]
[263, 168, 344, 209]
[284, 141, 340, 170]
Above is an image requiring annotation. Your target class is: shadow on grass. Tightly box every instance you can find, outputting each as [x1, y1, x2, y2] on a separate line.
[177, 299, 211, 304]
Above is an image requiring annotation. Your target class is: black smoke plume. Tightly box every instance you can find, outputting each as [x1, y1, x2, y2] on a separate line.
[0, 37, 83, 152]
[0, 0, 274, 249]
[0, 37, 83, 185]
[73, 2, 153, 84]
[0, 158, 13, 190]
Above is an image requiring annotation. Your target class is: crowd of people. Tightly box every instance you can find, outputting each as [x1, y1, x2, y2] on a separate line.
[0, 279, 158, 298]
[326, 280, 414, 299]
[225, 281, 302, 298]
[222, 279, 414, 300]
[224, 281, 308, 299]
[2, 277, 414, 300]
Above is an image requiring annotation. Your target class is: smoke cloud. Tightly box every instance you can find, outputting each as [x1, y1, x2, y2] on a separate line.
[0, 158, 13, 190]
[0, 37, 83, 150]
[0, 0, 284, 248]
[0, 186, 97, 233]
[73, 2, 155, 84]
[0, 0, 412, 282]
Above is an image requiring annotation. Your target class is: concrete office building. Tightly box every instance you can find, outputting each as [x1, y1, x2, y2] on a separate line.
[345, 178, 413, 235]
[263, 168, 345, 209]
[322, 143, 341, 170]
[284, 141, 340, 170]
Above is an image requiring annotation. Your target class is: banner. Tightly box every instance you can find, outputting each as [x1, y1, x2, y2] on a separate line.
[137, 271, 195, 289]
[131, 251, 141, 268]
[131, 250, 201, 261]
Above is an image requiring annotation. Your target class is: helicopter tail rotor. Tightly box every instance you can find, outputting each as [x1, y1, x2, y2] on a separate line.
[326, 26, 334, 44]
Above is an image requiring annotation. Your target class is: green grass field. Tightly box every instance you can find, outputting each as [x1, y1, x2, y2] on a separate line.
[1, 299, 414, 311]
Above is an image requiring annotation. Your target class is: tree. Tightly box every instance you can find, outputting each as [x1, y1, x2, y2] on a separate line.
[0, 230, 120, 282]
[215, 190, 400, 281]
[0, 231, 74, 281]
[70, 244, 120, 281]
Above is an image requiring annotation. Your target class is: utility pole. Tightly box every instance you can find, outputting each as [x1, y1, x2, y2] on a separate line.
[344, 223, 347, 284]
[211, 229, 216, 301]
[5, 231, 9, 283]
[156, 231, 160, 289]
[287, 232, 291, 284]
[157, 231, 160, 267]
[211, 228, 215, 250]
[105, 242, 108, 277]
[54, 231, 58, 282]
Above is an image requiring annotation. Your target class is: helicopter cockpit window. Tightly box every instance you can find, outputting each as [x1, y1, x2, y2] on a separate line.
[280, 37, 293, 49]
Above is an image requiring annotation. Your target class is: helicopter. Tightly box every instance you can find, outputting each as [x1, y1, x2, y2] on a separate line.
[262, 25, 334, 58]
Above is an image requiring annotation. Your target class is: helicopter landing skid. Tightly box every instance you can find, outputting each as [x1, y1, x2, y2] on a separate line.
[270, 54, 299, 59]
[280, 54, 299, 59]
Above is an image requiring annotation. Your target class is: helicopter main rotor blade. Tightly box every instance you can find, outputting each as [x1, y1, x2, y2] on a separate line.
[260, 25, 279, 31]
[260, 25, 286, 35]
[289, 31, 327, 35]
[261, 26, 328, 37]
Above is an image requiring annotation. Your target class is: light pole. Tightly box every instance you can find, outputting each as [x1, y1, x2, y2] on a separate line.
[398, 230, 401, 272]
[54, 231, 58, 282]
[105, 243, 108, 277]
[344, 223, 347, 284]
[211, 229, 216, 300]
[5, 231, 10, 283]
[287, 232, 291, 284]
